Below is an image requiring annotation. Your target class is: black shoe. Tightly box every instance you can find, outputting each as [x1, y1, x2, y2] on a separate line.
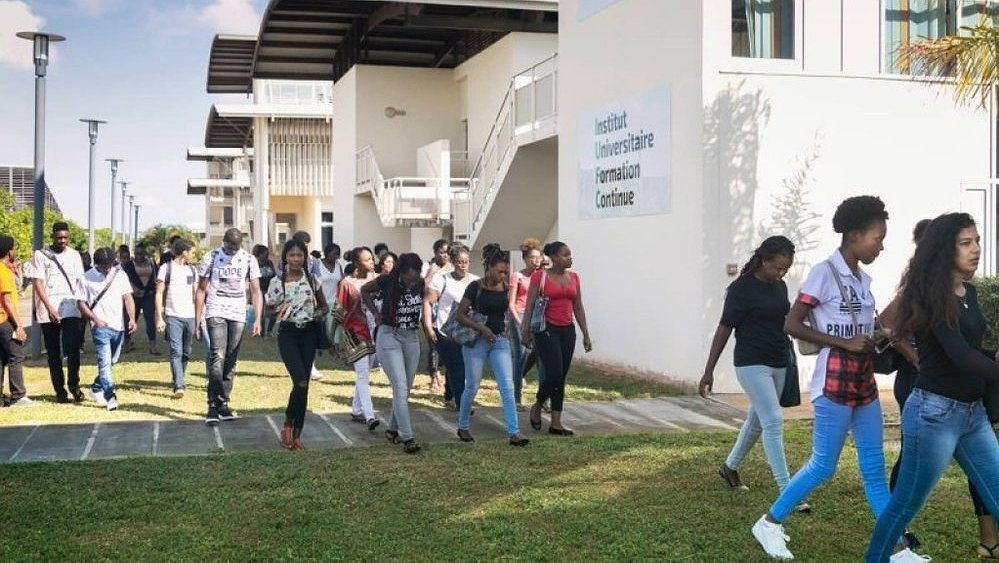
[509, 436, 530, 447]
[205, 406, 220, 426]
[218, 405, 236, 421]
[548, 427, 574, 436]
[403, 439, 421, 454]
[55, 394, 71, 404]
[350, 413, 366, 424]
[71, 389, 85, 403]
[457, 429, 475, 442]
[385, 429, 401, 444]
[903, 531, 921, 551]
[367, 418, 380, 432]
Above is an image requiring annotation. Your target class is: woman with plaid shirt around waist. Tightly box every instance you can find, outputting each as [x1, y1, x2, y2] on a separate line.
[752, 196, 925, 562]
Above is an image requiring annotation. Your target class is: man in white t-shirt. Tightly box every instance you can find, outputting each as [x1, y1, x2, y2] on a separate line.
[195, 228, 262, 425]
[27, 222, 86, 403]
[155, 238, 199, 398]
[75, 247, 136, 411]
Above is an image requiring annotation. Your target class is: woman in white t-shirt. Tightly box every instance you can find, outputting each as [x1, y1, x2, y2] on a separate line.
[751, 196, 924, 561]
[155, 238, 199, 397]
[422, 244, 478, 411]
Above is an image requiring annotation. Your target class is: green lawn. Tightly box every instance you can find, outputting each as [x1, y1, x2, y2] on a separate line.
[0, 325, 685, 426]
[0, 426, 984, 561]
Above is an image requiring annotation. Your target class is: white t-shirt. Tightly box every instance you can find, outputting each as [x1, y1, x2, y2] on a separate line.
[27, 247, 85, 322]
[798, 250, 877, 402]
[157, 261, 199, 319]
[75, 267, 133, 331]
[429, 271, 479, 331]
[317, 260, 344, 306]
[198, 248, 261, 322]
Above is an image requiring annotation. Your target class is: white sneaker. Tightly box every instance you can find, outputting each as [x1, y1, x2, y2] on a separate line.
[310, 367, 323, 380]
[752, 515, 794, 560]
[9, 396, 39, 407]
[106, 397, 118, 411]
[90, 390, 108, 406]
[890, 548, 931, 562]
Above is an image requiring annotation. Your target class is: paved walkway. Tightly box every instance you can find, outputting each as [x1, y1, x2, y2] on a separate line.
[0, 396, 748, 463]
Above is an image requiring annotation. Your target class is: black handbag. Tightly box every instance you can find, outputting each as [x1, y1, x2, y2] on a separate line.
[780, 340, 801, 408]
[984, 381, 999, 424]
[871, 343, 899, 375]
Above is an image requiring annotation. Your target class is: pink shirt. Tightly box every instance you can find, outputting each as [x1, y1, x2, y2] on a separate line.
[511, 271, 532, 314]
[530, 270, 579, 327]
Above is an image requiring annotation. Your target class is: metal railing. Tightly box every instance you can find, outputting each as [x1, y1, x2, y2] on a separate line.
[455, 53, 558, 240]
[259, 80, 333, 105]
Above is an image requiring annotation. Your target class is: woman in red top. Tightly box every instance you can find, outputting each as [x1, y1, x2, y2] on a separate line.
[337, 247, 380, 430]
[508, 237, 544, 410]
[521, 241, 593, 435]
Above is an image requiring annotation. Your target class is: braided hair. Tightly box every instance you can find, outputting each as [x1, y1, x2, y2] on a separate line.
[738, 236, 795, 279]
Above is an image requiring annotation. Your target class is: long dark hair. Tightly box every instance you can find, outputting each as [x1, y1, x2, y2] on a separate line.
[739, 236, 795, 279]
[897, 212, 976, 336]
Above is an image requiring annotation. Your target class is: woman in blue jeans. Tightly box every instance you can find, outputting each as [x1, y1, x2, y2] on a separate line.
[698, 236, 797, 497]
[866, 213, 999, 562]
[750, 196, 927, 561]
[455, 244, 529, 446]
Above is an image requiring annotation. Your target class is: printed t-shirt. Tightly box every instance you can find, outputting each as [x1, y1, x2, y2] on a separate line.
[0, 262, 17, 325]
[156, 261, 198, 319]
[463, 280, 508, 335]
[74, 267, 133, 331]
[376, 275, 423, 329]
[798, 250, 877, 406]
[430, 271, 479, 332]
[719, 275, 790, 368]
[27, 247, 84, 322]
[530, 270, 579, 328]
[198, 248, 261, 322]
[265, 275, 319, 325]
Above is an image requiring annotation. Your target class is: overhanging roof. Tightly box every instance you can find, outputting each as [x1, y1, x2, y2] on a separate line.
[204, 106, 253, 148]
[252, 0, 558, 83]
[207, 35, 258, 94]
[213, 103, 333, 119]
[187, 178, 253, 195]
[187, 147, 255, 161]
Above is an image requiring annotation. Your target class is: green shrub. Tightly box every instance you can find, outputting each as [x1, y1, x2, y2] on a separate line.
[973, 276, 999, 350]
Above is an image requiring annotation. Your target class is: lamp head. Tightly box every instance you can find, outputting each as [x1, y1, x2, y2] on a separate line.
[16, 32, 66, 77]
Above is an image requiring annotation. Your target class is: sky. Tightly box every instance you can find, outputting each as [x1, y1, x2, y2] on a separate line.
[0, 0, 268, 234]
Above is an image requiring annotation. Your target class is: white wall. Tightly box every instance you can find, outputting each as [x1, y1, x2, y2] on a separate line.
[332, 67, 359, 250]
[559, 0, 706, 381]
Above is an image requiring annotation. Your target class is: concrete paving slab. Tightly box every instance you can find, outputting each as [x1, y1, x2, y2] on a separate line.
[216, 416, 277, 452]
[0, 425, 37, 460]
[627, 398, 739, 431]
[156, 420, 222, 456]
[88, 422, 155, 460]
[12, 424, 94, 462]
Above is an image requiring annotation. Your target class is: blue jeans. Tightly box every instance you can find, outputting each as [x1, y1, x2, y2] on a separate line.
[769, 395, 890, 522]
[436, 330, 466, 409]
[459, 335, 520, 437]
[867, 389, 999, 561]
[726, 365, 790, 491]
[376, 326, 421, 441]
[91, 326, 123, 401]
[509, 314, 545, 404]
[206, 317, 245, 407]
[165, 316, 195, 391]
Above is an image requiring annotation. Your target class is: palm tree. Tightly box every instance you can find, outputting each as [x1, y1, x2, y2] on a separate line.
[899, 22, 999, 108]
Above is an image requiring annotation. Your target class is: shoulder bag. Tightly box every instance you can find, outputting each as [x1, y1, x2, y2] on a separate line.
[442, 282, 486, 346]
[794, 261, 825, 356]
[779, 337, 801, 408]
[529, 271, 549, 334]
[302, 271, 333, 350]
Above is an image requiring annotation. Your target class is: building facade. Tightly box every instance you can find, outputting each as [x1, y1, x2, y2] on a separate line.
[0, 164, 63, 215]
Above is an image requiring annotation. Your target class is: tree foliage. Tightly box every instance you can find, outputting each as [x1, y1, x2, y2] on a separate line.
[137, 224, 198, 257]
[899, 22, 999, 108]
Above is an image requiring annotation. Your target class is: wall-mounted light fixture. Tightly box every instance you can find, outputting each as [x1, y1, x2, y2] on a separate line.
[384, 106, 407, 118]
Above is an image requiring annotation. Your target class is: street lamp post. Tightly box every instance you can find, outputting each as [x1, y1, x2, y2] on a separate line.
[133, 203, 141, 244]
[120, 182, 129, 246]
[17, 30, 66, 359]
[80, 118, 106, 254]
[128, 195, 136, 245]
[105, 158, 123, 247]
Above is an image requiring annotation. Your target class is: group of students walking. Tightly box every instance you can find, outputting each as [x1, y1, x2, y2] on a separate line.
[700, 195, 999, 562]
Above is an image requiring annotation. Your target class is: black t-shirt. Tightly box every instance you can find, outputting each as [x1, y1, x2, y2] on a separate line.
[463, 280, 507, 335]
[719, 275, 790, 368]
[376, 275, 423, 329]
[915, 283, 999, 403]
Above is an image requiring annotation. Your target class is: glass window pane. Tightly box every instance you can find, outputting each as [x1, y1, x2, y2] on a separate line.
[732, 0, 794, 59]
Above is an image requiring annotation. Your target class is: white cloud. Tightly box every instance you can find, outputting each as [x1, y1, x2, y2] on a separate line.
[72, 0, 118, 17]
[149, 0, 260, 37]
[0, 1, 45, 70]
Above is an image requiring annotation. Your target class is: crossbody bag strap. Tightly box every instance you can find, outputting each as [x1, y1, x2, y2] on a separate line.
[540, 271, 547, 297]
[42, 248, 73, 289]
[89, 268, 120, 311]
[826, 261, 860, 332]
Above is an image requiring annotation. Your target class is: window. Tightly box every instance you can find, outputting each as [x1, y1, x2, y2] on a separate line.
[885, 1, 999, 74]
[223, 206, 233, 226]
[731, 0, 795, 59]
[321, 212, 334, 249]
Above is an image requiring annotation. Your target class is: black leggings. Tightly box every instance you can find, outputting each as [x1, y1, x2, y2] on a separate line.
[891, 362, 990, 516]
[278, 323, 318, 430]
[534, 324, 575, 412]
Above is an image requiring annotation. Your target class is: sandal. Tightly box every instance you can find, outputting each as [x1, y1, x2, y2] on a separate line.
[403, 439, 421, 454]
[978, 542, 999, 559]
[717, 463, 748, 490]
[457, 429, 475, 442]
[509, 435, 530, 447]
[385, 429, 402, 444]
[529, 403, 542, 431]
